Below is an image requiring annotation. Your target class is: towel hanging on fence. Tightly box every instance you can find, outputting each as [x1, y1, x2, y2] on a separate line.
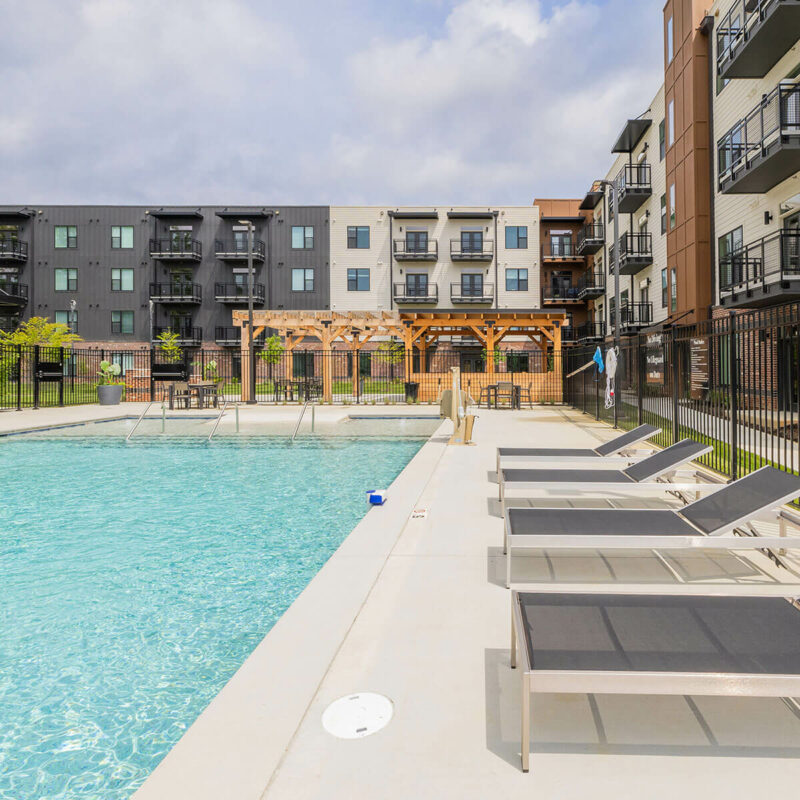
[604, 347, 618, 410]
[593, 347, 604, 375]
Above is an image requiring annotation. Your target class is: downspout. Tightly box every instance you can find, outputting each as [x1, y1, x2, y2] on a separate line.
[27, 208, 35, 327]
[493, 210, 499, 309]
[388, 211, 394, 311]
[700, 14, 716, 316]
[266, 212, 273, 310]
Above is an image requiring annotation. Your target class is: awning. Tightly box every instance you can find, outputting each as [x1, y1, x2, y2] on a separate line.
[611, 119, 652, 153]
[389, 210, 439, 220]
[215, 208, 274, 219]
[0, 208, 35, 218]
[147, 208, 204, 218]
[446, 210, 497, 220]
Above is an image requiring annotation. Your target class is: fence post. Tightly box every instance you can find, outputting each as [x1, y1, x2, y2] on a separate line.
[729, 312, 738, 480]
[149, 348, 155, 403]
[58, 348, 65, 407]
[595, 361, 600, 420]
[16, 345, 22, 411]
[636, 335, 643, 426]
[33, 345, 40, 409]
[671, 332, 679, 445]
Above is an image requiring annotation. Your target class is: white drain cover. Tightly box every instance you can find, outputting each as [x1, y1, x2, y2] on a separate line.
[322, 693, 393, 739]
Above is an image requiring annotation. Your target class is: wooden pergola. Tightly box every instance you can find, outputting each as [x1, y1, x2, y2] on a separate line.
[232, 309, 567, 402]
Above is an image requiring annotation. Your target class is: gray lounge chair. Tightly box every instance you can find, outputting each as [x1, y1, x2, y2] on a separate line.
[499, 438, 713, 505]
[510, 586, 800, 772]
[504, 465, 800, 586]
[496, 423, 660, 473]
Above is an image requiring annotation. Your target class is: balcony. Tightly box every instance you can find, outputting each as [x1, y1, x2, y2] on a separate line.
[393, 283, 438, 304]
[152, 326, 203, 346]
[450, 239, 494, 261]
[450, 283, 494, 304]
[0, 240, 28, 263]
[718, 83, 800, 194]
[215, 327, 266, 347]
[610, 302, 653, 335]
[577, 271, 606, 299]
[541, 240, 583, 261]
[576, 320, 606, 342]
[615, 164, 652, 213]
[609, 232, 653, 275]
[0, 280, 28, 307]
[393, 239, 438, 261]
[576, 222, 604, 255]
[149, 282, 202, 304]
[717, 1, 800, 80]
[214, 239, 266, 261]
[542, 285, 582, 305]
[149, 237, 202, 261]
[719, 229, 800, 308]
[214, 282, 266, 303]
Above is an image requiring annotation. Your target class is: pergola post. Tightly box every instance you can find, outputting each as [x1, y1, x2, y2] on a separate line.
[320, 322, 333, 403]
[485, 321, 496, 379]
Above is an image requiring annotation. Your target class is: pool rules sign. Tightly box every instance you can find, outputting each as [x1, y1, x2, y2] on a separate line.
[646, 333, 665, 385]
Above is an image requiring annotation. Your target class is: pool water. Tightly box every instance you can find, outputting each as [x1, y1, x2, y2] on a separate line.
[0, 435, 426, 799]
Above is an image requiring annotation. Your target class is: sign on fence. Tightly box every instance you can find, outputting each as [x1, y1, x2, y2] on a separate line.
[646, 333, 664, 385]
[690, 336, 709, 399]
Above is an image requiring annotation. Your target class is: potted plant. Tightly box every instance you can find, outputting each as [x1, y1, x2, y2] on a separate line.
[97, 360, 125, 405]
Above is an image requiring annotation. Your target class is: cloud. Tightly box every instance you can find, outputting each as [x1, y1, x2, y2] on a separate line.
[0, 0, 665, 204]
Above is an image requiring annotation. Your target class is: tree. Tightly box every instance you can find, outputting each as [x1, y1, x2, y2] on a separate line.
[258, 334, 284, 366]
[0, 316, 82, 347]
[373, 340, 404, 366]
[157, 330, 183, 364]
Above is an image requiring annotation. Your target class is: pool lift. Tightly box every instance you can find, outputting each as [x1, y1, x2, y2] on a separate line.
[440, 366, 475, 445]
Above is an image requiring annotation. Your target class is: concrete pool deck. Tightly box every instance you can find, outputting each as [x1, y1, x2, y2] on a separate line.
[7, 402, 800, 797]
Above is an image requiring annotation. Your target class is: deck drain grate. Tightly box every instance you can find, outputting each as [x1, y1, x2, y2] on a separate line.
[322, 693, 393, 739]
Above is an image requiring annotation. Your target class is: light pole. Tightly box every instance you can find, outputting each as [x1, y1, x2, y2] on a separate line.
[239, 220, 257, 404]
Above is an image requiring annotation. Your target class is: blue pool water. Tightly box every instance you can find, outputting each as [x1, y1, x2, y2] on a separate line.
[0, 434, 426, 800]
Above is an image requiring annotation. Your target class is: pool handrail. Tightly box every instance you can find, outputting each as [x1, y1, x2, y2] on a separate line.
[291, 399, 310, 441]
[208, 401, 229, 442]
[126, 400, 158, 441]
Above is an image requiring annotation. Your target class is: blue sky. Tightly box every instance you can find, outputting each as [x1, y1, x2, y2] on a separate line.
[0, 0, 665, 205]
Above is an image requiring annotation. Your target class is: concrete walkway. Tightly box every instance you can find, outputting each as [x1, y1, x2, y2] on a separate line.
[129, 405, 800, 799]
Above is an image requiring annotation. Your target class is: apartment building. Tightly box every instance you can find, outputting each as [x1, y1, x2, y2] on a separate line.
[0, 205, 330, 349]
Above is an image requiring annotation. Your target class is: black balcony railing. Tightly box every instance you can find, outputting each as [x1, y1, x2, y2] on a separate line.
[542, 239, 581, 259]
[610, 302, 653, 330]
[149, 282, 202, 303]
[609, 232, 653, 275]
[214, 326, 266, 346]
[393, 240, 438, 260]
[576, 271, 605, 298]
[214, 239, 266, 260]
[392, 283, 438, 303]
[450, 283, 494, 302]
[718, 82, 800, 193]
[152, 326, 202, 344]
[719, 229, 800, 298]
[717, 1, 800, 79]
[0, 281, 28, 305]
[0, 240, 28, 261]
[214, 282, 266, 302]
[615, 164, 652, 213]
[450, 239, 494, 260]
[576, 320, 606, 341]
[542, 285, 581, 302]
[576, 223, 605, 255]
[149, 238, 202, 259]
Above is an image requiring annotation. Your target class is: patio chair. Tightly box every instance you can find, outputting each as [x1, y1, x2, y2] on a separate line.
[510, 586, 800, 772]
[170, 381, 192, 410]
[498, 438, 712, 505]
[516, 381, 533, 408]
[496, 423, 661, 473]
[503, 465, 800, 586]
[496, 381, 515, 408]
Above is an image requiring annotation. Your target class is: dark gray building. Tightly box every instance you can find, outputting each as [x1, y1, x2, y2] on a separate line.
[0, 205, 331, 347]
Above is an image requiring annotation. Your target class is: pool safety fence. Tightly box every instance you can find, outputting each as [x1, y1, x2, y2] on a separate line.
[0, 346, 564, 409]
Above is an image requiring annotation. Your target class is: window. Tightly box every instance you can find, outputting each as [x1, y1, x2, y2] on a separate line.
[291, 226, 314, 249]
[660, 194, 667, 234]
[54, 225, 77, 249]
[406, 230, 428, 253]
[669, 183, 676, 229]
[659, 120, 666, 161]
[666, 16, 674, 63]
[667, 100, 675, 147]
[505, 268, 528, 291]
[111, 310, 134, 335]
[111, 225, 134, 249]
[506, 352, 529, 373]
[406, 274, 428, 297]
[55, 268, 77, 292]
[460, 230, 483, 253]
[293, 351, 315, 378]
[641, 285, 649, 305]
[347, 226, 370, 249]
[461, 273, 483, 297]
[111, 268, 134, 291]
[291, 268, 314, 291]
[347, 268, 370, 291]
[110, 352, 134, 376]
[719, 227, 744, 284]
[54, 311, 77, 333]
[670, 267, 677, 312]
[505, 226, 528, 249]
[550, 231, 573, 257]
[661, 268, 668, 307]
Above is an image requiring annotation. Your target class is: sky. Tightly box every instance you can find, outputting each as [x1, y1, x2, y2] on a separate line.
[0, 0, 665, 206]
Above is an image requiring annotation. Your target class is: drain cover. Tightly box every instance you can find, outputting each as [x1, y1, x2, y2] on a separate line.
[322, 693, 393, 739]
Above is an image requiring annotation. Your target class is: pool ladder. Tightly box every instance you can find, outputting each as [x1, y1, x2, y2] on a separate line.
[291, 399, 313, 441]
[126, 400, 164, 441]
[208, 401, 229, 442]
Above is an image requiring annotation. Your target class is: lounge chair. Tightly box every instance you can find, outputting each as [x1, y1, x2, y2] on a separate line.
[510, 585, 800, 772]
[503, 465, 800, 586]
[496, 423, 660, 474]
[499, 438, 713, 505]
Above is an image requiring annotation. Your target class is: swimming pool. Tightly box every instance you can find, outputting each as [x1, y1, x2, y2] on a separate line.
[0, 434, 428, 799]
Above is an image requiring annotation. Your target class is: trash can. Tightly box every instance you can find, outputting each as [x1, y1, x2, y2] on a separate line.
[404, 381, 419, 402]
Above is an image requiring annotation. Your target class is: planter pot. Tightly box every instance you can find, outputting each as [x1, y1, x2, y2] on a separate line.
[97, 384, 124, 405]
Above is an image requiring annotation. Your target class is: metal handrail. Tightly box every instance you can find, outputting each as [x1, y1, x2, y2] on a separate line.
[126, 400, 158, 441]
[208, 401, 229, 441]
[291, 399, 310, 441]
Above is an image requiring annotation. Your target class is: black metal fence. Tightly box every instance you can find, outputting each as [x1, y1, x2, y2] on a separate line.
[565, 302, 800, 481]
[0, 346, 564, 409]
